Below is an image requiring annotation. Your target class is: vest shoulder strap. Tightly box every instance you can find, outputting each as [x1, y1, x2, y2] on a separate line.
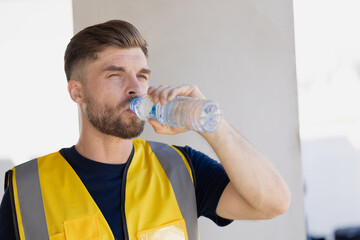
[13, 158, 49, 239]
[147, 141, 198, 240]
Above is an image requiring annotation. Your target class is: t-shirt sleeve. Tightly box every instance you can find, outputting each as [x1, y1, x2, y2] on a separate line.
[178, 145, 233, 226]
[0, 187, 16, 239]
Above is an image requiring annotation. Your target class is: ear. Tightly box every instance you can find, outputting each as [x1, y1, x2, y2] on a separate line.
[67, 79, 84, 104]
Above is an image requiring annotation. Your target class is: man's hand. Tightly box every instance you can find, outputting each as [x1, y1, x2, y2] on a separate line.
[147, 84, 206, 105]
[146, 84, 206, 135]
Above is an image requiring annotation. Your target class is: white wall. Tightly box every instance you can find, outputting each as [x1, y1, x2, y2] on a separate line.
[0, 0, 76, 189]
[72, 0, 305, 239]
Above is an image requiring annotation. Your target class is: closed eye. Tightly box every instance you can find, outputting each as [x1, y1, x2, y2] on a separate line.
[138, 74, 148, 80]
[108, 73, 125, 79]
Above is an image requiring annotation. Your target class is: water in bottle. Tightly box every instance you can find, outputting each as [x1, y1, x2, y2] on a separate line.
[130, 95, 222, 133]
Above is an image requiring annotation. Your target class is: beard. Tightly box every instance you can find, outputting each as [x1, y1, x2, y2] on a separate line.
[83, 92, 145, 139]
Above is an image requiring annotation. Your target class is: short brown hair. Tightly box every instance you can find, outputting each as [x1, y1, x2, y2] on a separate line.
[64, 20, 148, 82]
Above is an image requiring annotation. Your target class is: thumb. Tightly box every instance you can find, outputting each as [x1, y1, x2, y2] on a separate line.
[148, 119, 172, 134]
[148, 119, 187, 135]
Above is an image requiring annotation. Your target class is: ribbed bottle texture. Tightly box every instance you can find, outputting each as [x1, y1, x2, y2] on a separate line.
[130, 95, 222, 133]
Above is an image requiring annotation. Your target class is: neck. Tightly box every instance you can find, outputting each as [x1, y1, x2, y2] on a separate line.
[75, 118, 134, 164]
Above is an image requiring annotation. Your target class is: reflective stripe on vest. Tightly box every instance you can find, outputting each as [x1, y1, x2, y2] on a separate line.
[148, 141, 198, 240]
[15, 159, 49, 239]
[12, 140, 198, 240]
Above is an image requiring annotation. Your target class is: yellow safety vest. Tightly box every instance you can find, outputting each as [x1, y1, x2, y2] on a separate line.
[6, 139, 198, 240]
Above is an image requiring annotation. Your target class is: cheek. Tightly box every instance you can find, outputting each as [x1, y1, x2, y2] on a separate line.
[84, 78, 105, 96]
[85, 84, 114, 105]
[106, 79, 128, 94]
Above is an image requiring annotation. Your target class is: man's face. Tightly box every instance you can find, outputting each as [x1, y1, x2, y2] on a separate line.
[81, 47, 150, 139]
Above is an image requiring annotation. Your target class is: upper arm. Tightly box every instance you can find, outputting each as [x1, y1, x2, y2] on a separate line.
[180, 145, 233, 226]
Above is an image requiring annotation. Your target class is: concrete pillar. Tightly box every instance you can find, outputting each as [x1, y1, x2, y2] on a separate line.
[72, 0, 306, 239]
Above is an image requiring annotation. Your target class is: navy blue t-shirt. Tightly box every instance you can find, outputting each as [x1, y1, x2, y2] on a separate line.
[0, 144, 232, 239]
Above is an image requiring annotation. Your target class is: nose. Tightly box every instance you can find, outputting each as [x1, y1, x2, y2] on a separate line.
[127, 74, 144, 97]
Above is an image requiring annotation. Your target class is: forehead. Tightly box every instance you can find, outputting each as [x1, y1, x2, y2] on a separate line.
[94, 46, 148, 70]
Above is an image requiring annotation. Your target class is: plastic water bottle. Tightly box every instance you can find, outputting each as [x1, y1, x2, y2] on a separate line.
[130, 95, 222, 133]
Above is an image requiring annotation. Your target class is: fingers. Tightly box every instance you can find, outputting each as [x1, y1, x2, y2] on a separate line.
[147, 85, 175, 105]
[147, 84, 205, 105]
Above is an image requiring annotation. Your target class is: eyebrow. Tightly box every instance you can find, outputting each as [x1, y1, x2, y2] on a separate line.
[104, 65, 126, 72]
[139, 68, 151, 75]
[103, 65, 151, 75]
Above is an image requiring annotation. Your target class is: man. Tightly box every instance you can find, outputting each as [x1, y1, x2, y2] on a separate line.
[0, 20, 290, 240]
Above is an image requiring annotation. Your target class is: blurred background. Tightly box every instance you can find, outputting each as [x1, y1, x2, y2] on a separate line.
[1, 0, 360, 239]
[294, 0, 360, 239]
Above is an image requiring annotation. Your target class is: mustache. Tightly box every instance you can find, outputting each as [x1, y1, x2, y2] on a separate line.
[117, 95, 141, 110]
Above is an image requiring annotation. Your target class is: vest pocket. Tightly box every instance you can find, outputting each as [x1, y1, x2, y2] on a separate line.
[50, 232, 66, 240]
[63, 214, 101, 240]
[137, 219, 187, 240]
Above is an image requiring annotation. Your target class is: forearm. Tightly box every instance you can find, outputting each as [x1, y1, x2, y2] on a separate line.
[199, 119, 291, 215]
